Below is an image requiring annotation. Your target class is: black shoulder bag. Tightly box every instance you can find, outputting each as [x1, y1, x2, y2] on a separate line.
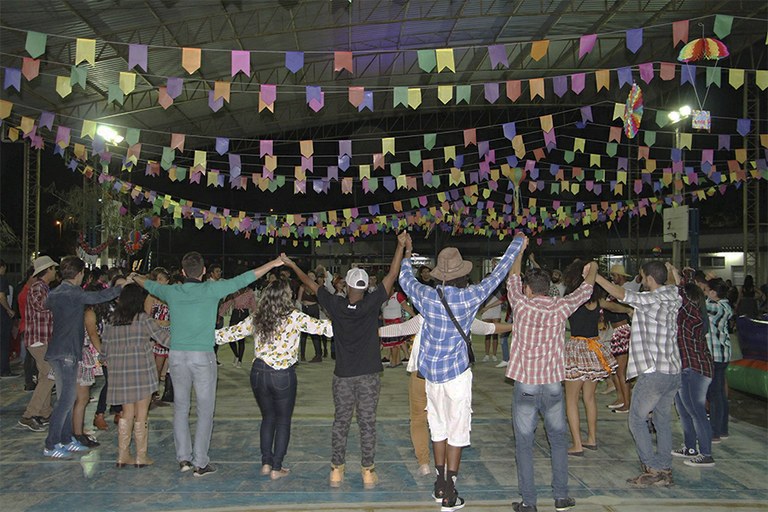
[436, 287, 476, 365]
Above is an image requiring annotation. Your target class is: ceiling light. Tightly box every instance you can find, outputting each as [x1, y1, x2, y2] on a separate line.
[97, 125, 124, 144]
[668, 111, 681, 123]
[679, 105, 692, 117]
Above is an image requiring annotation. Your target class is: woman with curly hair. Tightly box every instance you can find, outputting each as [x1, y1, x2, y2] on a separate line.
[215, 278, 332, 480]
[562, 259, 618, 456]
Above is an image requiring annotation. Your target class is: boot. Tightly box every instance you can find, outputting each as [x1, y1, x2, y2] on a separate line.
[133, 421, 153, 468]
[116, 418, 133, 468]
[93, 413, 108, 431]
[361, 464, 378, 489]
[329, 463, 345, 487]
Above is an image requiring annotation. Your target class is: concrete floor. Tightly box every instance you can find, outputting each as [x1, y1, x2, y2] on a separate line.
[1, 336, 767, 512]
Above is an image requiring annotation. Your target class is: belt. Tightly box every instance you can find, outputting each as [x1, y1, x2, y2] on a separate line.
[573, 335, 613, 374]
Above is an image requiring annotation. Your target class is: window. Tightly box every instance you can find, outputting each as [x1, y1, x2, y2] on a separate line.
[700, 256, 726, 268]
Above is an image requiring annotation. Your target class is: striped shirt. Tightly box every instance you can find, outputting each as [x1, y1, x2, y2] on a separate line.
[399, 238, 524, 384]
[505, 274, 593, 384]
[705, 298, 733, 363]
[623, 285, 682, 379]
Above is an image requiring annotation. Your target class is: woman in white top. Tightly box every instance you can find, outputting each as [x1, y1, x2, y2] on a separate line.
[215, 279, 332, 480]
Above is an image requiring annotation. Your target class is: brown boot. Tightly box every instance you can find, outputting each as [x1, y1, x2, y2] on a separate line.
[329, 464, 345, 487]
[93, 413, 108, 431]
[116, 418, 133, 468]
[134, 421, 153, 468]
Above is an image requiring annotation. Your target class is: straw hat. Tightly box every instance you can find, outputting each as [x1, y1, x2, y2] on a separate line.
[32, 256, 58, 277]
[609, 264, 631, 277]
[430, 247, 472, 283]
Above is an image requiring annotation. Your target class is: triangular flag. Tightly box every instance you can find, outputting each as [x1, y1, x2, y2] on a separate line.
[506, 80, 521, 101]
[119, 72, 136, 94]
[435, 49, 455, 72]
[214, 81, 231, 102]
[530, 40, 549, 61]
[182, 48, 201, 74]
[417, 50, 436, 72]
[25, 31, 47, 59]
[672, 20, 689, 47]
[334, 51, 353, 73]
[530, 78, 545, 99]
[56, 75, 72, 98]
[579, 34, 597, 59]
[438, 85, 453, 104]
[75, 38, 96, 65]
[21, 58, 39, 81]
[128, 44, 148, 71]
[595, 69, 610, 91]
[231, 50, 250, 77]
[408, 88, 422, 109]
[713, 14, 733, 39]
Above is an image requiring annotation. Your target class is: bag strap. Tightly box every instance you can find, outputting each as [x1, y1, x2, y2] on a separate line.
[436, 287, 472, 348]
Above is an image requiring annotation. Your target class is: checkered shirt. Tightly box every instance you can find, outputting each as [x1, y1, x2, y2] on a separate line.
[399, 238, 524, 384]
[505, 274, 593, 384]
[705, 298, 733, 363]
[24, 278, 53, 345]
[623, 285, 682, 379]
[675, 285, 713, 378]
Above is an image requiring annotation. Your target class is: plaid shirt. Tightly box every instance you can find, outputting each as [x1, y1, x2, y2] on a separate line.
[623, 285, 682, 379]
[399, 238, 524, 384]
[705, 298, 733, 363]
[24, 278, 53, 346]
[675, 285, 713, 378]
[505, 274, 593, 384]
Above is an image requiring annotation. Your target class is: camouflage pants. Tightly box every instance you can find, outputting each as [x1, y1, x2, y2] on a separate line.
[331, 372, 381, 467]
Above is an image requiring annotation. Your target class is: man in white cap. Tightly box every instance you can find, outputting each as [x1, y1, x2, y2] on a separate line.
[281, 234, 407, 490]
[399, 233, 526, 512]
[17, 256, 59, 432]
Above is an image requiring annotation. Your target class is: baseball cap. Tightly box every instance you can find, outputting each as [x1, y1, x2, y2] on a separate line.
[345, 268, 369, 290]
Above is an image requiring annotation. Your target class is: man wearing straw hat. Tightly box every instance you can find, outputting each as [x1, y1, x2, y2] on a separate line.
[399, 233, 526, 512]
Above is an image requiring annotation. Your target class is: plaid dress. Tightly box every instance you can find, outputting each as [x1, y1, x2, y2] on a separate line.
[102, 313, 171, 404]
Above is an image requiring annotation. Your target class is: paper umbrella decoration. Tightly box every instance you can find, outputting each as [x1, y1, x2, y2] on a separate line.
[677, 37, 730, 62]
[623, 83, 643, 139]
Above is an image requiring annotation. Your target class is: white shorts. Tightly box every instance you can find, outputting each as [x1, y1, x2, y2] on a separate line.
[425, 368, 473, 447]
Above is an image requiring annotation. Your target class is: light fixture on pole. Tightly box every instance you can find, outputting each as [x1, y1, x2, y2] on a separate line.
[667, 105, 692, 124]
[96, 125, 124, 145]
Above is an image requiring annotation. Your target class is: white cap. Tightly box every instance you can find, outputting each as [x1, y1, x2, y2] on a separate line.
[345, 268, 369, 290]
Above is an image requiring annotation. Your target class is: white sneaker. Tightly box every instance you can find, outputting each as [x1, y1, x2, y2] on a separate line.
[491, 355, 497, 362]
[495, 360, 509, 368]
[482, 355, 490, 362]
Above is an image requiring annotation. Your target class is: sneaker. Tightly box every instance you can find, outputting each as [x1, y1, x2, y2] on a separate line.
[491, 355, 498, 362]
[482, 355, 490, 362]
[512, 503, 538, 512]
[671, 446, 698, 458]
[329, 464, 345, 487]
[627, 468, 673, 487]
[179, 460, 194, 472]
[684, 454, 715, 468]
[711, 437, 722, 444]
[35, 416, 50, 426]
[417, 463, 432, 476]
[270, 467, 291, 480]
[193, 463, 217, 477]
[260, 464, 272, 475]
[43, 443, 73, 460]
[361, 465, 378, 489]
[64, 437, 90, 452]
[432, 480, 445, 502]
[496, 360, 509, 368]
[75, 434, 100, 448]
[235, 361, 242, 368]
[18, 416, 45, 432]
[441, 495, 465, 512]
[719, 435, 729, 440]
[555, 497, 576, 511]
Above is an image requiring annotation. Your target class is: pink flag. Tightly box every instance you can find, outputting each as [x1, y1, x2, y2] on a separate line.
[579, 34, 597, 59]
[231, 50, 250, 77]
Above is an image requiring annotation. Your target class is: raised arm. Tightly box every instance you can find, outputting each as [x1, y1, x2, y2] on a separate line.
[583, 261, 598, 286]
[599, 298, 633, 315]
[510, 236, 528, 277]
[282, 255, 320, 295]
[596, 273, 626, 301]
[382, 232, 408, 295]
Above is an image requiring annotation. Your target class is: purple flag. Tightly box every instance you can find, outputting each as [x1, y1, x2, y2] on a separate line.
[488, 44, 508, 68]
[503, 122, 516, 140]
[553, 75, 567, 97]
[166, 77, 183, 99]
[617, 67, 632, 88]
[580, 105, 593, 124]
[571, 73, 585, 94]
[737, 118, 751, 136]
[543, 129, 556, 149]
[208, 90, 223, 112]
[231, 50, 250, 77]
[671, 148, 682, 162]
[358, 90, 373, 111]
[327, 166, 338, 180]
[285, 51, 304, 73]
[383, 177, 396, 192]
[3, 67, 21, 91]
[338, 154, 350, 171]
[718, 134, 730, 150]
[626, 29, 643, 53]
[55, 126, 70, 147]
[579, 34, 597, 59]
[306, 86, 322, 103]
[215, 137, 229, 155]
[681, 65, 696, 85]
[308, 93, 324, 112]
[260, 139, 273, 157]
[478, 140, 489, 158]
[339, 140, 352, 156]
[39, 111, 54, 130]
[484, 82, 499, 103]
[128, 44, 148, 72]
[638, 62, 654, 84]
[229, 153, 241, 176]
[617, 157, 628, 170]
[260, 84, 276, 104]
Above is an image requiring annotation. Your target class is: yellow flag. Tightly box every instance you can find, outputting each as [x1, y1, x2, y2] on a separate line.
[444, 145, 456, 162]
[679, 133, 692, 149]
[359, 165, 370, 179]
[530, 40, 549, 61]
[194, 150, 207, 171]
[574, 138, 585, 153]
[407, 88, 422, 109]
[728, 68, 744, 89]
[382, 137, 395, 156]
[7, 127, 19, 142]
[20, 116, 35, 135]
[56, 75, 72, 97]
[529, 78, 545, 99]
[590, 153, 601, 167]
[540, 114, 553, 133]
[300, 140, 314, 157]
[214, 81, 230, 102]
[735, 148, 747, 163]
[613, 102, 624, 120]
[264, 155, 277, 171]
[437, 85, 453, 104]
[119, 72, 136, 94]
[81, 119, 96, 139]
[595, 69, 610, 91]
[75, 38, 96, 65]
[0, 99, 12, 119]
[756, 70, 768, 91]
[435, 49, 455, 72]
[182, 48, 201, 74]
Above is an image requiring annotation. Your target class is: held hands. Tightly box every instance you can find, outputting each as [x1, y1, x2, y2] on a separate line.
[398, 231, 413, 253]
[514, 233, 529, 251]
[279, 253, 294, 268]
[581, 261, 597, 278]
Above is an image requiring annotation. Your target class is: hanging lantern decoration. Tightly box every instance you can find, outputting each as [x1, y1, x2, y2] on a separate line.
[510, 167, 526, 215]
[123, 230, 149, 255]
[677, 37, 729, 63]
[77, 232, 111, 255]
[623, 83, 643, 139]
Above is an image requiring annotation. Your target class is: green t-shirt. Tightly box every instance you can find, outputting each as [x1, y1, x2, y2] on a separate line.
[144, 271, 255, 352]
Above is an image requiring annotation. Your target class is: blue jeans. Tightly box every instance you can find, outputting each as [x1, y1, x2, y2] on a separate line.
[512, 382, 569, 507]
[674, 368, 712, 455]
[45, 356, 78, 449]
[500, 332, 510, 362]
[250, 359, 297, 471]
[629, 372, 681, 470]
[707, 362, 730, 438]
[169, 350, 218, 468]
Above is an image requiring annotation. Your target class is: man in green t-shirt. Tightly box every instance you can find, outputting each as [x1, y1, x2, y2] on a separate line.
[133, 251, 283, 477]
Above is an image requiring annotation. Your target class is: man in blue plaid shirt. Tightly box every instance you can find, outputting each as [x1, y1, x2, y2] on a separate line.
[399, 232, 526, 512]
